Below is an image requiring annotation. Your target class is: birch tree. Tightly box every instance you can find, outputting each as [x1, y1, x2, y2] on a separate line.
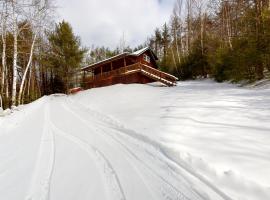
[10, 0, 19, 107]
[18, 0, 52, 105]
[0, 0, 9, 107]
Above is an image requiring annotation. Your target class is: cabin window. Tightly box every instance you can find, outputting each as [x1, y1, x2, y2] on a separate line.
[143, 54, 150, 63]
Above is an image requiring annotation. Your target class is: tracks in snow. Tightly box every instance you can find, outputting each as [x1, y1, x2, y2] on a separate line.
[26, 101, 55, 200]
[27, 97, 127, 200]
[50, 122, 126, 200]
[65, 97, 233, 200]
[60, 99, 205, 200]
[26, 95, 233, 200]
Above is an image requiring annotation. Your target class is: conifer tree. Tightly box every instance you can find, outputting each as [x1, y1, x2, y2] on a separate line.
[48, 21, 85, 93]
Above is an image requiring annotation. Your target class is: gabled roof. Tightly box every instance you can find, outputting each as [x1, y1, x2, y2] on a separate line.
[82, 47, 158, 71]
[82, 52, 129, 71]
[130, 47, 158, 60]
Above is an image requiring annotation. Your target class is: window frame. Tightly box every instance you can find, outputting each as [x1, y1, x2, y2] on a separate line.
[143, 54, 151, 63]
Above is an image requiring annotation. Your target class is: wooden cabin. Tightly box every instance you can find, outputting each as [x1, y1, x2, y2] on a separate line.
[82, 47, 178, 89]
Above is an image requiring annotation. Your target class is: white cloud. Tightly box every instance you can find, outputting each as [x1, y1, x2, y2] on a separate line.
[56, 0, 175, 49]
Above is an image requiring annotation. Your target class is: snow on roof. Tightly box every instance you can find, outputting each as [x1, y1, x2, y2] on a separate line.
[130, 47, 149, 56]
[130, 47, 158, 61]
[82, 52, 128, 70]
[82, 47, 157, 70]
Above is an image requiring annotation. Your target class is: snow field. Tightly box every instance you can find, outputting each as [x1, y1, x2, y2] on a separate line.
[0, 80, 270, 200]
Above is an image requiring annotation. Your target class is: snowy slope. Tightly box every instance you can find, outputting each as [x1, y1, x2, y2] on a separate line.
[0, 80, 270, 200]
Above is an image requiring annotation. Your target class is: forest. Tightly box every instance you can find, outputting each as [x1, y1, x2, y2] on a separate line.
[1, 0, 270, 109]
[147, 0, 270, 83]
[84, 0, 270, 83]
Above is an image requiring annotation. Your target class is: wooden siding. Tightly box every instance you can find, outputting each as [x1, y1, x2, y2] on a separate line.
[81, 48, 177, 89]
[85, 71, 154, 89]
[137, 51, 157, 69]
[83, 63, 177, 89]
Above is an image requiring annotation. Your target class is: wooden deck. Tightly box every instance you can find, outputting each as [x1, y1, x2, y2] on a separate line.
[83, 63, 178, 89]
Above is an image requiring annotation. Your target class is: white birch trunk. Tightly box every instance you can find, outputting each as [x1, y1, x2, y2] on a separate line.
[176, 0, 182, 64]
[18, 33, 37, 105]
[225, 4, 233, 50]
[200, 12, 204, 55]
[11, 2, 18, 107]
[186, 0, 191, 54]
[1, 32, 6, 95]
[1, 1, 7, 96]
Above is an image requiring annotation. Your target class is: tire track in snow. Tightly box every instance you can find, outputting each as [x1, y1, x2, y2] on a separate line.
[101, 128, 197, 200]
[48, 99, 126, 200]
[61, 99, 200, 200]
[25, 100, 55, 200]
[49, 123, 126, 200]
[59, 100, 160, 200]
[67, 98, 233, 200]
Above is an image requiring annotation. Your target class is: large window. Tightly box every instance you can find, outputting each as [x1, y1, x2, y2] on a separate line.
[143, 54, 150, 63]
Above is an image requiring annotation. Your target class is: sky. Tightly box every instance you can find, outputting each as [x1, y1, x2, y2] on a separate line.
[56, 0, 175, 49]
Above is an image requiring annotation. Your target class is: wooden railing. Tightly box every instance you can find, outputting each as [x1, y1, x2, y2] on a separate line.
[140, 64, 178, 85]
[83, 63, 178, 86]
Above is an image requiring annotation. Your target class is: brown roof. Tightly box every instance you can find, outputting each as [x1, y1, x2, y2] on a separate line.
[82, 47, 158, 71]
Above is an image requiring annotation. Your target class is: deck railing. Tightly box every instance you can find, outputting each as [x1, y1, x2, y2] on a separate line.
[83, 62, 178, 86]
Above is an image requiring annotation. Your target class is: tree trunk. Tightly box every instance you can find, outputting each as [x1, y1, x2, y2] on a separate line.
[224, 3, 233, 50]
[18, 33, 37, 105]
[200, 12, 207, 78]
[26, 65, 32, 102]
[175, 30, 181, 65]
[1, 24, 6, 96]
[11, 3, 18, 107]
[171, 47, 177, 69]
[187, 0, 192, 54]
[0, 94, 2, 108]
[1, 1, 7, 98]
[200, 12, 204, 56]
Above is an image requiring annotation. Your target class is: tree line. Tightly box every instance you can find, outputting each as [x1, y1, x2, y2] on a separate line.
[1, 0, 270, 109]
[0, 0, 85, 109]
[146, 0, 270, 82]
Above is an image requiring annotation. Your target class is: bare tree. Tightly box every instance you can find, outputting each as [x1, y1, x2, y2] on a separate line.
[119, 32, 126, 53]
[173, 0, 184, 64]
[0, 1, 8, 104]
[10, 0, 19, 107]
[18, 0, 53, 105]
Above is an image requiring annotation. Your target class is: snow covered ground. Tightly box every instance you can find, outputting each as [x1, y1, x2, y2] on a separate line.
[0, 80, 270, 200]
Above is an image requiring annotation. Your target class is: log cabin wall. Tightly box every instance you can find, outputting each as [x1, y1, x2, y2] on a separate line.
[86, 71, 154, 89]
[80, 47, 178, 89]
[93, 56, 141, 76]
[137, 51, 157, 69]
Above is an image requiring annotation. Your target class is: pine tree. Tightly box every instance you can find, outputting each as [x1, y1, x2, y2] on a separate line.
[48, 21, 85, 93]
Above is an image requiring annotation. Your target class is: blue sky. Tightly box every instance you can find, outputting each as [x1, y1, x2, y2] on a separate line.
[56, 0, 175, 49]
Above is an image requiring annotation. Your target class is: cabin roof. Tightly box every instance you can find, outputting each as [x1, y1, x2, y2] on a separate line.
[82, 47, 158, 71]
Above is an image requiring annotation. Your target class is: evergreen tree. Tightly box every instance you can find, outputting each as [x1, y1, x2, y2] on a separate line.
[48, 21, 85, 93]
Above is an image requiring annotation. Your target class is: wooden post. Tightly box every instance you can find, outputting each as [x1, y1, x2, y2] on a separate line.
[111, 62, 113, 71]
[124, 57, 127, 73]
[101, 66, 103, 75]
